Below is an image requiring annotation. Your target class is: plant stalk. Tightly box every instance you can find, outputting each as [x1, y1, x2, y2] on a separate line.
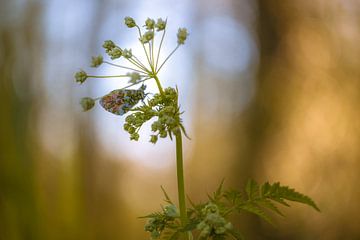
[175, 132, 189, 239]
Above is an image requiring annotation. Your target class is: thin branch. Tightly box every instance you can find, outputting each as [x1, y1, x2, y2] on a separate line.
[156, 44, 179, 73]
[155, 29, 166, 71]
[103, 61, 147, 74]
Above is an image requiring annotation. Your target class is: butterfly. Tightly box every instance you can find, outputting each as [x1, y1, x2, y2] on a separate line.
[99, 85, 146, 115]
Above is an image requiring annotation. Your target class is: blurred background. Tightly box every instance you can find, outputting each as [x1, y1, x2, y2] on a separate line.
[1, 0, 360, 239]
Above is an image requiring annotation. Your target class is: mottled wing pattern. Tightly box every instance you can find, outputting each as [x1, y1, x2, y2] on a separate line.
[100, 89, 128, 115]
[99, 86, 145, 115]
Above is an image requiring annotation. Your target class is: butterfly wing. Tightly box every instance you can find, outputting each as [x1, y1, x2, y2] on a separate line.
[99, 87, 145, 116]
[99, 89, 129, 115]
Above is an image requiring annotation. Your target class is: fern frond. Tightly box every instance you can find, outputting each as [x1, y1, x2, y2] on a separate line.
[237, 202, 274, 226]
[223, 189, 242, 205]
[255, 198, 284, 216]
[245, 179, 260, 200]
[261, 182, 320, 212]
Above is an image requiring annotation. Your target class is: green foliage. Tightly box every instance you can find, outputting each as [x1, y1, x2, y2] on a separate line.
[144, 180, 319, 240]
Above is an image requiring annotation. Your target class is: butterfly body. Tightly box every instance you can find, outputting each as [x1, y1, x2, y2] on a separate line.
[99, 85, 146, 115]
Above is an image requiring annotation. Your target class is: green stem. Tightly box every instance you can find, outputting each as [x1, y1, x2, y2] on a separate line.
[175, 132, 188, 239]
[153, 74, 164, 95]
[88, 75, 128, 78]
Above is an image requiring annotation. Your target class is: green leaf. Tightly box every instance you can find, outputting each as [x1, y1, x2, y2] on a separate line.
[255, 198, 284, 216]
[213, 179, 225, 201]
[224, 189, 242, 204]
[238, 202, 274, 226]
[161, 186, 173, 204]
[245, 179, 260, 200]
[262, 182, 320, 212]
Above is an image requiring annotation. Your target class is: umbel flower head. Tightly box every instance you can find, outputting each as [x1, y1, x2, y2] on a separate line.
[75, 70, 87, 84]
[124, 16, 136, 28]
[80, 97, 95, 111]
[75, 16, 189, 143]
[144, 18, 155, 30]
[177, 28, 188, 45]
[155, 18, 166, 31]
[91, 55, 103, 67]
[140, 30, 154, 44]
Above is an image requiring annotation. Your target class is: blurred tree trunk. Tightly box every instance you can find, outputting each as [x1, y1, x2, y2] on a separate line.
[230, 1, 360, 239]
[0, 2, 42, 239]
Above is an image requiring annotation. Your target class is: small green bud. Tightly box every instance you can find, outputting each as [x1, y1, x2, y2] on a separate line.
[177, 28, 188, 45]
[124, 17, 136, 28]
[130, 132, 139, 141]
[125, 114, 135, 123]
[155, 18, 166, 31]
[199, 225, 210, 238]
[224, 222, 233, 230]
[108, 47, 122, 59]
[150, 230, 160, 239]
[127, 72, 141, 84]
[90, 55, 103, 67]
[144, 18, 155, 30]
[164, 205, 178, 217]
[122, 48, 132, 59]
[80, 97, 95, 111]
[197, 221, 207, 230]
[128, 126, 135, 134]
[102, 40, 116, 52]
[215, 227, 226, 234]
[151, 121, 161, 131]
[203, 203, 219, 214]
[140, 31, 154, 44]
[75, 70, 88, 84]
[159, 130, 167, 138]
[123, 123, 130, 131]
[150, 135, 158, 144]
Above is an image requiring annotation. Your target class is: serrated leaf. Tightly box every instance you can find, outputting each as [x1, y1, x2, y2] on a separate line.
[224, 189, 242, 204]
[238, 203, 274, 226]
[269, 197, 290, 207]
[264, 182, 320, 211]
[213, 179, 225, 201]
[245, 179, 260, 200]
[256, 198, 284, 216]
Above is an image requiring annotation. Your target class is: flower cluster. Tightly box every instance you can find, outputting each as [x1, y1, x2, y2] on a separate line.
[75, 70, 87, 84]
[75, 17, 188, 130]
[123, 87, 185, 143]
[144, 205, 179, 239]
[196, 203, 233, 239]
